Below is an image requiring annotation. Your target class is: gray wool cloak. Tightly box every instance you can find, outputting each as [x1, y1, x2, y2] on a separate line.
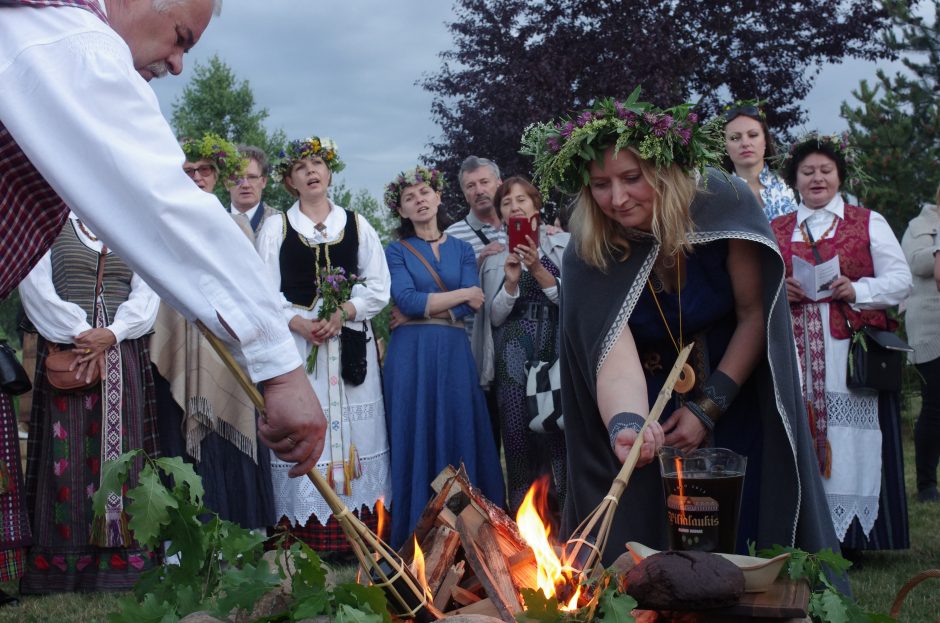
[559, 169, 840, 566]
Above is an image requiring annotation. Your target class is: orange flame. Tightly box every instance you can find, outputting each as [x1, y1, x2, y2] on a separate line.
[515, 479, 581, 610]
[376, 498, 387, 541]
[675, 457, 687, 524]
[411, 536, 428, 589]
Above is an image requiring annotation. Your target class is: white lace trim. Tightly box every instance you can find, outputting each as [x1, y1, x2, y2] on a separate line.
[827, 391, 879, 429]
[826, 492, 880, 541]
[271, 450, 393, 526]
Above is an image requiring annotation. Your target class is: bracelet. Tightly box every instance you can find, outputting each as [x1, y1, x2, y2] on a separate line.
[698, 370, 740, 423]
[607, 411, 645, 452]
[685, 400, 715, 435]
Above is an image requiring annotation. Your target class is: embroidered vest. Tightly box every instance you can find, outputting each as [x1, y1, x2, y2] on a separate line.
[0, 0, 109, 299]
[279, 210, 360, 308]
[51, 221, 133, 325]
[772, 204, 894, 340]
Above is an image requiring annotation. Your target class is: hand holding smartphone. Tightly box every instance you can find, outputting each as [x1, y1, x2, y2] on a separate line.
[508, 214, 539, 254]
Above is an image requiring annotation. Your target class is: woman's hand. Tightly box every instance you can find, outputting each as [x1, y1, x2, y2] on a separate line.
[828, 276, 856, 303]
[785, 277, 807, 303]
[464, 286, 485, 311]
[515, 236, 543, 272]
[504, 253, 522, 293]
[612, 421, 665, 467]
[73, 328, 116, 364]
[310, 308, 344, 344]
[661, 407, 707, 453]
[288, 316, 320, 344]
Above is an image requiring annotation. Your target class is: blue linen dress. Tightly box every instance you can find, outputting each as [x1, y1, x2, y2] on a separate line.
[383, 236, 505, 548]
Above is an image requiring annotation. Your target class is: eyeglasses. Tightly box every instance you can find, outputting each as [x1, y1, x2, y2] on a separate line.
[723, 105, 765, 122]
[183, 164, 216, 178]
[234, 174, 264, 185]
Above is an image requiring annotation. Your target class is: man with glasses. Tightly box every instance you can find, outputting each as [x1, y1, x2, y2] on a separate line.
[226, 145, 279, 243]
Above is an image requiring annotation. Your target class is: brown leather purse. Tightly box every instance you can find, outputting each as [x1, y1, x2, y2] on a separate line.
[45, 247, 106, 392]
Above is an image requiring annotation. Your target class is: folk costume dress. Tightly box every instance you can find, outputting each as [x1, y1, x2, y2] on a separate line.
[771, 196, 912, 549]
[18, 215, 160, 592]
[256, 201, 392, 553]
[476, 230, 569, 517]
[0, 393, 30, 582]
[560, 170, 841, 565]
[384, 235, 505, 549]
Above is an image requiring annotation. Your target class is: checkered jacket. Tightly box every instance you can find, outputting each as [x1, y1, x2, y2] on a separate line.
[0, 0, 108, 299]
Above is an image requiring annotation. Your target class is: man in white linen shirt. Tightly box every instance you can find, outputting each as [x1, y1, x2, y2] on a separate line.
[0, 0, 325, 476]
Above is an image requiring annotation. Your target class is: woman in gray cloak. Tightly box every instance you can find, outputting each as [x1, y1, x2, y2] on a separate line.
[520, 92, 840, 565]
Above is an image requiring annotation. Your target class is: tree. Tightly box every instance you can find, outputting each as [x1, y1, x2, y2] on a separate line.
[842, 0, 940, 234]
[171, 55, 290, 208]
[422, 0, 895, 216]
[330, 182, 396, 245]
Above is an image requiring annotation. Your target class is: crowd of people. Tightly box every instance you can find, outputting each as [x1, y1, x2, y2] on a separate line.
[0, 0, 937, 606]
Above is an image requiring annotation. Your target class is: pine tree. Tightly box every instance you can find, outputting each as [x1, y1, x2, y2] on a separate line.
[842, 0, 940, 234]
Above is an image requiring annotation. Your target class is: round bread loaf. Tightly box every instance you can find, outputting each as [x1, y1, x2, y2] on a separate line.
[624, 550, 745, 610]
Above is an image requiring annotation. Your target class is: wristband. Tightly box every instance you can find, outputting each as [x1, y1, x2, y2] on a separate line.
[699, 370, 739, 423]
[607, 411, 645, 452]
[685, 399, 715, 435]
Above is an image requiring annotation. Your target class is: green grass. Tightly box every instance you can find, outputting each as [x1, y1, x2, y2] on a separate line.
[0, 401, 937, 622]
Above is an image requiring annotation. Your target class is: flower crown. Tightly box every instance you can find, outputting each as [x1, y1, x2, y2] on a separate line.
[384, 166, 447, 210]
[180, 133, 248, 183]
[520, 88, 726, 196]
[721, 99, 767, 122]
[272, 136, 345, 182]
[781, 131, 871, 193]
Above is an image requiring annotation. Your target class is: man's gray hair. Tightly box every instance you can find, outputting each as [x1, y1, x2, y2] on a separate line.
[152, 0, 222, 16]
[458, 156, 500, 189]
[238, 144, 269, 175]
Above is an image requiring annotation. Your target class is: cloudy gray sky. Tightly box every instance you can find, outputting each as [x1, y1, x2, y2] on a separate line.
[151, 2, 900, 206]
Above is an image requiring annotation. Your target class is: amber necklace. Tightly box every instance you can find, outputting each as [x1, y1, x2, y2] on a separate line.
[799, 217, 838, 247]
[646, 255, 696, 394]
[76, 219, 99, 242]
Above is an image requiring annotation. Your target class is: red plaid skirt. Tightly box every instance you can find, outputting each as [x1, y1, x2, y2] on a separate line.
[269, 504, 387, 557]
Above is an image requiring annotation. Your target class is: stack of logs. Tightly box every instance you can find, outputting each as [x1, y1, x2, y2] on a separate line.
[400, 466, 540, 622]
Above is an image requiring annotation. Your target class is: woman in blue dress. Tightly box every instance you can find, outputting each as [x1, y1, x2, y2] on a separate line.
[382, 166, 504, 549]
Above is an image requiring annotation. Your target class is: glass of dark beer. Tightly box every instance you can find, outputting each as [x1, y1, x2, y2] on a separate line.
[658, 447, 747, 553]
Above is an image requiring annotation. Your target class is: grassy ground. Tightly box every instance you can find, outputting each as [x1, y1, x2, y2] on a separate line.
[0, 403, 937, 622]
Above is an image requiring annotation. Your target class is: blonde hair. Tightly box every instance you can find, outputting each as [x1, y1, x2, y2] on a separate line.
[570, 148, 697, 271]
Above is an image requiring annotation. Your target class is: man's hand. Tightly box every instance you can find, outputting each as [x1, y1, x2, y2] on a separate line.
[477, 241, 506, 266]
[258, 366, 327, 477]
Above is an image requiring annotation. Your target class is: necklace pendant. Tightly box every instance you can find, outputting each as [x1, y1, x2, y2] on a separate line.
[673, 363, 696, 394]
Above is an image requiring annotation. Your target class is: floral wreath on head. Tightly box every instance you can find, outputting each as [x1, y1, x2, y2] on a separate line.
[180, 133, 248, 184]
[272, 136, 345, 183]
[721, 98, 768, 122]
[384, 165, 447, 211]
[520, 87, 727, 197]
[780, 130, 871, 194]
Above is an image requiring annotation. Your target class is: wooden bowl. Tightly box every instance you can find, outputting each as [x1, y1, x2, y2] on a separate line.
[625, 542, 790, 593]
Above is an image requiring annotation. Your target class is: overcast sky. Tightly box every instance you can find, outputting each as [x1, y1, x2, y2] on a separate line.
[151, 2, 902, 207]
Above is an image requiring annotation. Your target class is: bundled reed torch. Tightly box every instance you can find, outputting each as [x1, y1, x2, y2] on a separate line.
[196, 323, 442, 622]
[563, 343, 694, 578]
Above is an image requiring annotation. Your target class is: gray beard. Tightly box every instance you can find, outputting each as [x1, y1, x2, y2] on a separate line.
[147, 61, 169, 79]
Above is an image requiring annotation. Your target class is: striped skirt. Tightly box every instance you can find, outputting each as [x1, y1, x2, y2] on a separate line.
[20, 337, 159, 593]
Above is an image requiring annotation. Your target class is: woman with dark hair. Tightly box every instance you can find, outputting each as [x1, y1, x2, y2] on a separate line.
[771, 132, 912, 553]
[520, 91, 840, 565]
[474, 176, 568, 517]
[722, 101, 797, 221]
[383, 166, 504, 548]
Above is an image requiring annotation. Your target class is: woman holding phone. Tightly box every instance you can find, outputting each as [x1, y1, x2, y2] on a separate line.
[475, 176, 569, 518]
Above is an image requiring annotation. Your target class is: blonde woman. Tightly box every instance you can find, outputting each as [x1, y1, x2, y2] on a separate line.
[521, 91, 839, 564]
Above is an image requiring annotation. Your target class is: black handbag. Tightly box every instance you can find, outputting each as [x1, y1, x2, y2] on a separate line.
[846, 327, 912, 392]
[0, 342, 31, 396]
[340, 323, 370, 387]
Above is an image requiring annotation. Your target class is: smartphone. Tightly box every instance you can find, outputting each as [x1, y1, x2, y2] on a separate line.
[508, 214, 539, 253]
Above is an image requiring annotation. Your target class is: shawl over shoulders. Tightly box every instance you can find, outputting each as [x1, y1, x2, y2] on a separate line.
[559, 169, 840, 563]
